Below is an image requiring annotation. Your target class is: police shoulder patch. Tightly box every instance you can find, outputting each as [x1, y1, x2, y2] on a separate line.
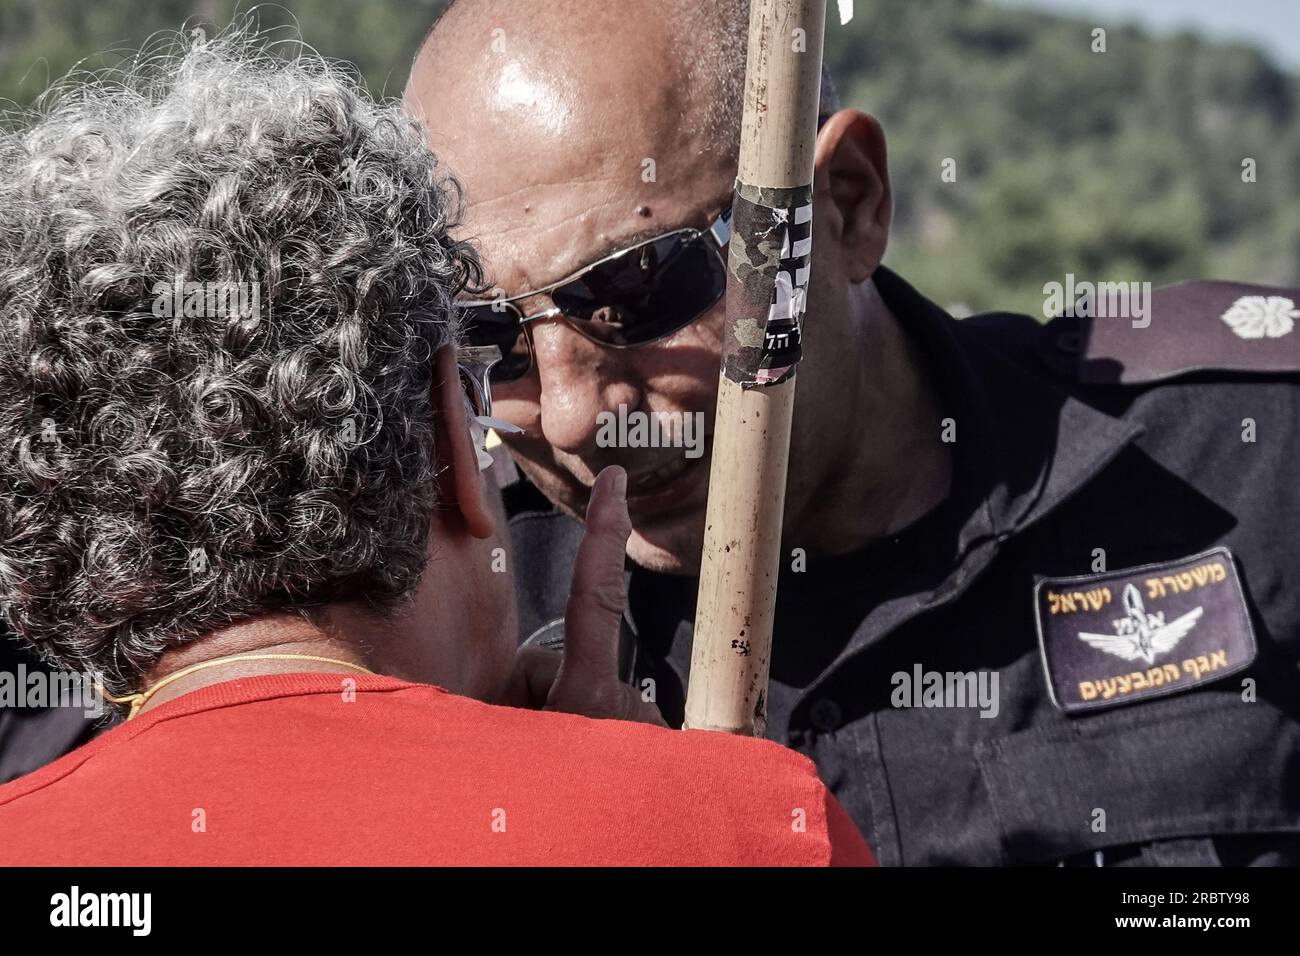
[1074, 279, 1300, 384]
[1033, 547, 1257, 714]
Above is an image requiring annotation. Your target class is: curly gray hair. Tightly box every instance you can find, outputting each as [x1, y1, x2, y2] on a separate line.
[0, 27, 480, 692]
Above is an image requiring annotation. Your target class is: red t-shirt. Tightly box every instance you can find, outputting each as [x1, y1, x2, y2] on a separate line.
[0, 673, 874, 866]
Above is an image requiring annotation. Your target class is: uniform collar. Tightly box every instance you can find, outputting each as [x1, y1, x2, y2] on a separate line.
[871, 267, 1145, 570]
[630, 269, 1150, 677]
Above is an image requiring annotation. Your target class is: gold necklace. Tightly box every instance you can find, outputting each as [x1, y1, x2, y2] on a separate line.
[99, 653, 375, 720]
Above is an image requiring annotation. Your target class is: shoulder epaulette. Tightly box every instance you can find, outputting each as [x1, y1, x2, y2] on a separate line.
[1064, 279, 1300, 384]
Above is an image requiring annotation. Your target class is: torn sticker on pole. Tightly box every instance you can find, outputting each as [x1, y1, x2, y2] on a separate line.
[721, 182, 813, 388]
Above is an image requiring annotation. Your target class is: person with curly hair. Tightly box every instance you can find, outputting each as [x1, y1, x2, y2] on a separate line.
[0, 28, 873, 866]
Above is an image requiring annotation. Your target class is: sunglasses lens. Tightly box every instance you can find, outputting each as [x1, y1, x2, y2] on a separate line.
[550, 232, 726, 346]
[460, 304, 532, 383]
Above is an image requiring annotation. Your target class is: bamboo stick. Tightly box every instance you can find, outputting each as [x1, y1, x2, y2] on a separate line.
[684, 0, 827, 735]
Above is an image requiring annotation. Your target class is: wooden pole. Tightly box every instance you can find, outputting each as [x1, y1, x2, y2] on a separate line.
[684, 0, 826, 735]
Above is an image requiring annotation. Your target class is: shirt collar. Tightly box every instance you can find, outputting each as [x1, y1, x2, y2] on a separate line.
[625, 268, 1148, 662]
[871, 266, 1145, 560]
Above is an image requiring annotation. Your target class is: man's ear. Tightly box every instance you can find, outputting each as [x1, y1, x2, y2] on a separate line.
[813, 109, 892, 284]
[432, 345, 495, 539]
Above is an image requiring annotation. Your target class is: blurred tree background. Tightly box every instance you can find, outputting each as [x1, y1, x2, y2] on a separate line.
[2, 0, 1296, 317]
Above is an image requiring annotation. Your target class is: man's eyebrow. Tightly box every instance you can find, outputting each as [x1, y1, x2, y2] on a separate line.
[584, 224, 673, 264]
[487, 202, 728, 302]
[584, 202, 729, 266]
[533, 223, 689, 293]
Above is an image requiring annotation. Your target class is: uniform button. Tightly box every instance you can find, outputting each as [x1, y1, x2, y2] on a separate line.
[809, 698, 842, 732]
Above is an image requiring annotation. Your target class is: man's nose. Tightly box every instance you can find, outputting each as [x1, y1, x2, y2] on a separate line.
[529, 319, 642, 456]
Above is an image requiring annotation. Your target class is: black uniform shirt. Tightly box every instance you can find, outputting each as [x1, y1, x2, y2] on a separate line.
[623, 490, 960, 745]
[506, 266, 1300, 866]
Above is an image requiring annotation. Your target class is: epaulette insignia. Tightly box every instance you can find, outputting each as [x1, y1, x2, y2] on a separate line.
[1067, 280, 1300, 384]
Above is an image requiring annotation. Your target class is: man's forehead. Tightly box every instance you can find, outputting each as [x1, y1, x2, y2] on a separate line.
[408, 1, 698, 144]
[410, 57, 707, 191]
[407, 5, 733, 290]
[457, 156, 728, 298]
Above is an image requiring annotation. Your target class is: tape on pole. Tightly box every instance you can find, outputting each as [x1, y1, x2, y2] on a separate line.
[721, 182, 814, 388]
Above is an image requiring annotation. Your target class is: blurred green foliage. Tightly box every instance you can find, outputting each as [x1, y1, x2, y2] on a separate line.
[2, 0, 1295, 317]
[0, 0, 448, 100]
[825, 0, 1300, 314]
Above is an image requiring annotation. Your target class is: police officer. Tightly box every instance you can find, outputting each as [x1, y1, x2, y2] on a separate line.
[406, 0, 1300, 864]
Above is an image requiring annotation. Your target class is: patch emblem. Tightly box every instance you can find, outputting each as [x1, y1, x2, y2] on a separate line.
[1034, 547, 1257, 714]
[1220, 294, 1297, 339]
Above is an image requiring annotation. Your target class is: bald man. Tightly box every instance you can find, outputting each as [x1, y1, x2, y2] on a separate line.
[406, 0, 1300, 866]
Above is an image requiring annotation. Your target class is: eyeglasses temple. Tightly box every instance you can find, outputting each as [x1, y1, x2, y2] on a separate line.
[455, 344, 503, 418]
[709, 208, 733, 247]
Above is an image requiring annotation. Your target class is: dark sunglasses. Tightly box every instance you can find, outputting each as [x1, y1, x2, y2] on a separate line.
[463, 115, 832, 386]
[459, 208, 732, 384]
